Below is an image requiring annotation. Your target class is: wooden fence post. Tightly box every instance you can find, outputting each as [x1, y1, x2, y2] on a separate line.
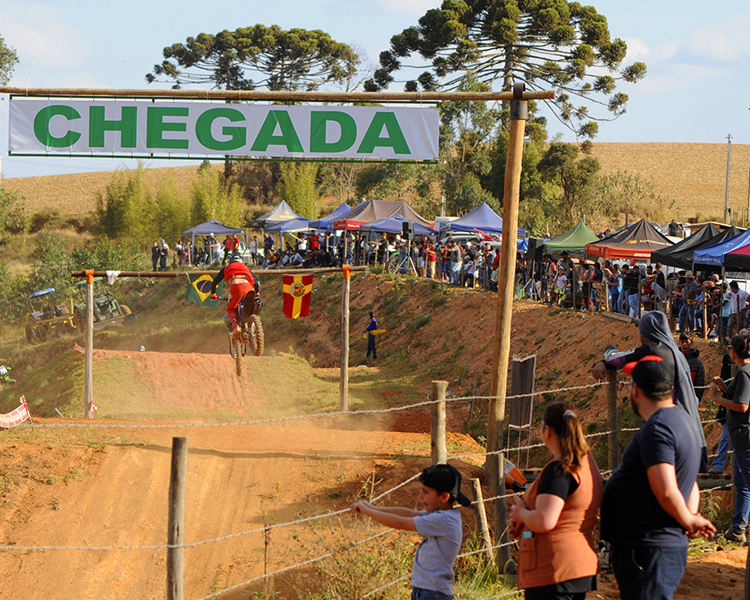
[167, 437, 188, 600]
[84, 269, 94, 418]
[470, 478, 495, 565]
[607, 369, 619, 472]
[340, 265, 351, 412]
[431, 381, 448, 465]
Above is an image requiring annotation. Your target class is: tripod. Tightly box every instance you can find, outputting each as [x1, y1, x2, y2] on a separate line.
[396, 239, 418, 276]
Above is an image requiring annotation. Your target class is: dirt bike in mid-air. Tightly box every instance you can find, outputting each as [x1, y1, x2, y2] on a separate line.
[222, 291, 265, 377]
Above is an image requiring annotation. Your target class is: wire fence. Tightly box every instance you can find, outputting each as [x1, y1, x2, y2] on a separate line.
[4, 376, 732, 599]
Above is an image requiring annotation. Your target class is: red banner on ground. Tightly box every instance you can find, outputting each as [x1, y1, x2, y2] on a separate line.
[0, 397, 30, 429]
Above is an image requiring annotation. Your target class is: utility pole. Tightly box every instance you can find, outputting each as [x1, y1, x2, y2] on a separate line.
[725, 134, 732, 224]
[747, 110, 750, 228]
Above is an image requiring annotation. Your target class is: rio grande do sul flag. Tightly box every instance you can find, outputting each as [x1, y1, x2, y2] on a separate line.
[282, 274, 313, 319]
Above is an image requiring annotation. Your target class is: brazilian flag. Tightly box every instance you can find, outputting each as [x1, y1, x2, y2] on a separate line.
[186, 274, 223, 307]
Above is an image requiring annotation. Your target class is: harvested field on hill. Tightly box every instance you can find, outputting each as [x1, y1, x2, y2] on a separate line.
[3, 164, 221, 217]
[592, 142, 750, 222]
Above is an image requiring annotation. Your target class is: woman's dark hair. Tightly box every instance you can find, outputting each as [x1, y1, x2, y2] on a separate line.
[543, 402, 589, 474]
[731, 331, 750, 359]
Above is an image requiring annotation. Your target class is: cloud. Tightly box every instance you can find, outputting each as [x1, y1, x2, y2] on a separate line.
[636, 63, 729, 94]
[0, 4, 90, 71]
[376, 0, 438, 16]
[623, 38, 679, 64]
[689, 15, 750, 60]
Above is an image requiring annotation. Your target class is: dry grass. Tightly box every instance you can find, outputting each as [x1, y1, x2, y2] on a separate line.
[4, 143, 750, 222]
[591, 143, 750, 222]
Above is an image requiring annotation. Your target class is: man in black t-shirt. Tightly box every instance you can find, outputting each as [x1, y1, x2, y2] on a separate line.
[601, 355, 715, 600]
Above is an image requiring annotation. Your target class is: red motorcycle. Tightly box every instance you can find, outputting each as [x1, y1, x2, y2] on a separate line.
[223, 291, 264, 377]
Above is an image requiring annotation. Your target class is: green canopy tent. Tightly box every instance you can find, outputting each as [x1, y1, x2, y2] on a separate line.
[544, 221, 599, 253]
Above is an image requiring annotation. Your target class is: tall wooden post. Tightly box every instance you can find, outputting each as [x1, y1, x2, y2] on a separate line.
[607, 368, 619, 471]
[431, 381, 448, 464]
[84, 269, 94, 418]
[487, 82, 528, 571]
[167, 437, 188, 600]
[340, 265, 351, 412]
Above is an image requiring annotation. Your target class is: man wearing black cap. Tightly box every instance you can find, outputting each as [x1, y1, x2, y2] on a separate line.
[601, 355, 716, 600]
[352, 463, 471, 599]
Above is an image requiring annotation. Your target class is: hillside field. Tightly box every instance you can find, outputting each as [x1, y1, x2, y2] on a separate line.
[5, 143, 750, 222]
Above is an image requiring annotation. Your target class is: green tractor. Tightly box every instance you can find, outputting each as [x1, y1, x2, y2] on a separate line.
[25, 288, 77, 342]
[73, 278, 133, 332]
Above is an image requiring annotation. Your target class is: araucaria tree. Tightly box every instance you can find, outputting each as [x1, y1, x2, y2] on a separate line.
[146, 25, 359, 91]
[0, 36, 18, 85]
[367, 0, 646, 141]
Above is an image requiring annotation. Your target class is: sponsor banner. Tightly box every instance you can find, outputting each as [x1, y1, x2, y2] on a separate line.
[9, 98, 439, 161]
[282, 274, 313, 319]
[0, 397, 30, 429]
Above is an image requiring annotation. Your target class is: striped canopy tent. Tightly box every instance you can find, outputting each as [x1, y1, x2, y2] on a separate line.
[585, 218, 672, 259]
[544, 221, 598, 253]
[333, 200, 432, 231]
[246, 200, 303, 229]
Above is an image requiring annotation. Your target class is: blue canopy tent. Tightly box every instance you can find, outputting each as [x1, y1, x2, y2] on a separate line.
[439, 202, 526, 237]
[265, 217, 312, 233]
[181, 219, 247, 248]
[693, 228, 750, 270]
[359, 214, 435, 236]
[308, 202, 354, 230]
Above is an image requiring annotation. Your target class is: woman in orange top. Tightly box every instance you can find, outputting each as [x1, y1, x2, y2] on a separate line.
[510, 403, 603, 600]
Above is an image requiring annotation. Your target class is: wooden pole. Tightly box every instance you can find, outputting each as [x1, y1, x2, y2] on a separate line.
[167, 437, 188, 600]
[703, 301, 708, 339]
[84, 270, 94, 418]
[0, 86, 556, 102]
[70, 266, 368, 279]
[431, 381, 448, 464]
[607, 368, 619, 471]
[470, 478, 495, 565]
[340, 265, 351, 412]
[487, 82, 528, 572]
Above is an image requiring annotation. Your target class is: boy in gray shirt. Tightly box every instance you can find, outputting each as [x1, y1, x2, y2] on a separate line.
[351, 463, 471, 599]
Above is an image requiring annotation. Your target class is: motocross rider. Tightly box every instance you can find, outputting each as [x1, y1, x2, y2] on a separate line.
[210, 255, 259, 334]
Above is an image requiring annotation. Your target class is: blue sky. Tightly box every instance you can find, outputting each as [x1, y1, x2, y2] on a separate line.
[1, 0, 749, 178]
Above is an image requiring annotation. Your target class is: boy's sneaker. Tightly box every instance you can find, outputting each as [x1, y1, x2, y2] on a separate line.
[723, 528, 747, 543]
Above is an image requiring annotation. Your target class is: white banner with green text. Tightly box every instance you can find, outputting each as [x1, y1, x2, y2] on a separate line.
[9, 98, 439, 161]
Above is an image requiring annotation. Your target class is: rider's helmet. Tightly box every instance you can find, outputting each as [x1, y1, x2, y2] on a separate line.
[229, 254, 244, 264]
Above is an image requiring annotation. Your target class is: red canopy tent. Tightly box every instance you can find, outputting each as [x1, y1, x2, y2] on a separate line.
[333, 200, 432, 231]
[585, 218, 673, 259]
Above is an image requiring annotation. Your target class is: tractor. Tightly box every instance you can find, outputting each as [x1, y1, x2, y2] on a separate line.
[25, 288, 77, 342]
[73, 278, 132, 332]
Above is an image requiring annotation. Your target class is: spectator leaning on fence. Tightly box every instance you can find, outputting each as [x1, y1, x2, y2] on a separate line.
[351, 464, 471, 600]
[592, 311, 709, 472]
[510, 403, 603, 600]
[601, 354, 716, 600]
